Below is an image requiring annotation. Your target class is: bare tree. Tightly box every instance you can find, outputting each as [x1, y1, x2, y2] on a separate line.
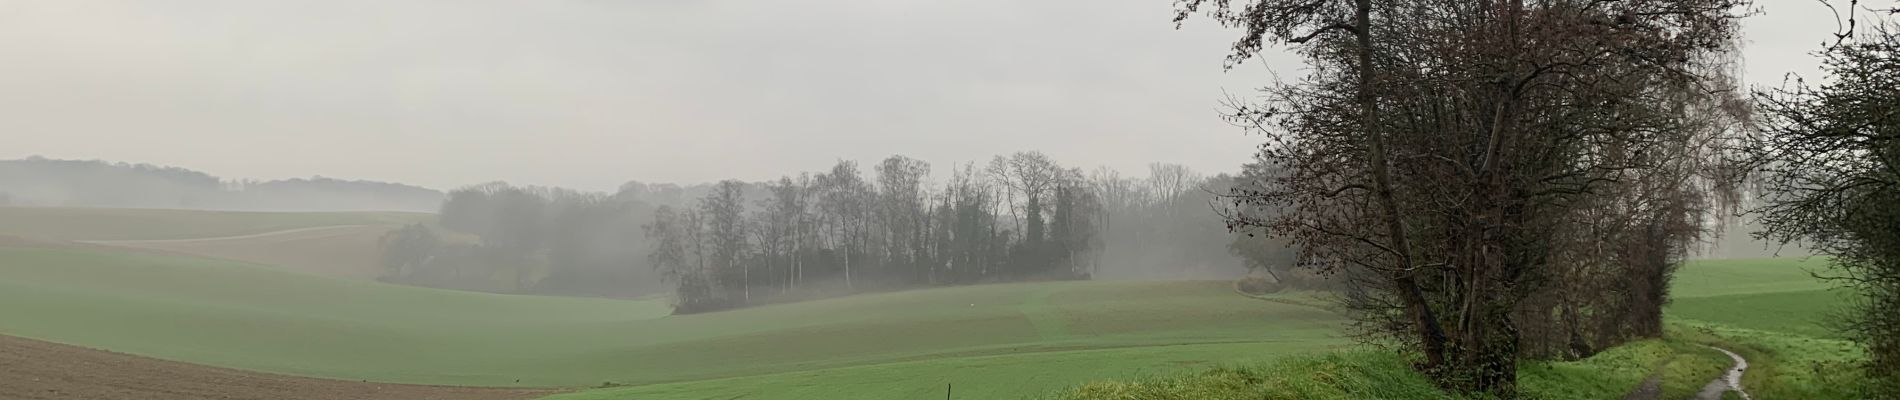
[876, 155, 932, 282]
[700, 180, 749, 305]
[987, 152, 1065, 242]
[1184, 0, 1750, 394]
[1740, 20, 1900, 395]
[815, 161, 871, 289]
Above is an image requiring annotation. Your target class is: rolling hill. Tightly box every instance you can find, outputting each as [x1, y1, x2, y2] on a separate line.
[0, 206, 1861, 399]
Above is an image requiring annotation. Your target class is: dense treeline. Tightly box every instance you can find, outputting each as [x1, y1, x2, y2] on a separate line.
[649, 153, 1111, 313]
[651, 153, 1313, 313]
[0, 156, 442, 212]
[379, 152, 1302, 311]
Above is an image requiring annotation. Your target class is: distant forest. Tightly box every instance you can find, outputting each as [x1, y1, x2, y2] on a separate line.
[0, 157, 443, 212]
[380, 152, 1299, 311]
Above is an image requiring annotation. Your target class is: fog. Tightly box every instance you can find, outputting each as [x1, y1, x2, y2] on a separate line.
[0, 1, 1839, 190]
[0, 0, 1273, 191]
[0, 157, 442, 212]
[0, 0, 1843, 320]
[0, 1, 1882, 398]
[0, 0, 1840, 277]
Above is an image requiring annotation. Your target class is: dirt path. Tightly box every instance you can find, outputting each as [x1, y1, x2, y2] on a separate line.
[0, 334, 563, 400]
[78, 225, 372, 245]
[1694, 346, 1752, 400]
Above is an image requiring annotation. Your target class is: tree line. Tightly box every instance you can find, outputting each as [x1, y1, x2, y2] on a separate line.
[379, 152, 1303, 311]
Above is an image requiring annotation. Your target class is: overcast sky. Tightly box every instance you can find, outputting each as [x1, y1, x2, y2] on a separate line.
[0, 0, 1851, 191]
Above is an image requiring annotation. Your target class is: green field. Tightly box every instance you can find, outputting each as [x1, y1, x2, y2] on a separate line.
[0, 207, 1866, 399]
[1047, 258, 1866, 400]
[1669, 258, 1855, 339]
[0, 206, 428, 240]
[0, 240, 1346, 397]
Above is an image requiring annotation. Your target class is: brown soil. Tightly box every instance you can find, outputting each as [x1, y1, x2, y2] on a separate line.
[0, 334, 564, 400]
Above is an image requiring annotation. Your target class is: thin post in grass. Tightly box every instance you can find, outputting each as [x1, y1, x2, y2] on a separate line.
[946, 383, 951, 399]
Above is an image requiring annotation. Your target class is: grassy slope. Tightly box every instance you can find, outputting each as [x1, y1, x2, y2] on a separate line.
[1049, 258, 1865, 400]
[1053, 351, 1451, 400]
[1, 205, 1852, 399]
[0, 246, 669, 385]
[0, 206, 427, 240]
[549, 341, 1348, 400]
[0, 244, 1345, 390]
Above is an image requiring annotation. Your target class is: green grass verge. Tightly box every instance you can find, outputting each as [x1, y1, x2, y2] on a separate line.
[1048, 257, 1867, 400]
[1048, 351, 1451, 400]
[0, 206, 428, 240]
[549, 341, 1351, 400]
[1519, 334, 1729, 400]
[1670, 321, 1867, 399]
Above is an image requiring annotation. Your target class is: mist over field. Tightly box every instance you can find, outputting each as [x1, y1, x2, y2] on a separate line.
[0, 1, 1892, 399]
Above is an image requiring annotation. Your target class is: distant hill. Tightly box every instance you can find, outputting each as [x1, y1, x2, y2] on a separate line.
[0, 156, 442, 212]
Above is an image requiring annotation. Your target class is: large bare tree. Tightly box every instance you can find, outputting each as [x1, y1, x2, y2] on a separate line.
[1184, 0, 1749, 394]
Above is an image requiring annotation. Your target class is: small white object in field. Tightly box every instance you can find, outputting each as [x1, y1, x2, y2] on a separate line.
[969, 303, 975, 307]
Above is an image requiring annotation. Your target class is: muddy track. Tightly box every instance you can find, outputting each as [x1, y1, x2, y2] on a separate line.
[1694, 346, 1751, 400]
[0, 334, 563, 400]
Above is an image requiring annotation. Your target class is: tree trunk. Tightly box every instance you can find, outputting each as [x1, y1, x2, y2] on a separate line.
[1352, 0, 1450, 370]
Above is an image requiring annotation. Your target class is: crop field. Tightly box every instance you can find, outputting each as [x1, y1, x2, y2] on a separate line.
[0, 206, 426, 241]
[0, 207, 1865, 399]
[0, 244, 1344, 398]
[0, 207, 1349, 399]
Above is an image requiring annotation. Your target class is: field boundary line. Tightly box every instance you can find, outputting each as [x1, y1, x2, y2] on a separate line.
[77, 225, 378, 244]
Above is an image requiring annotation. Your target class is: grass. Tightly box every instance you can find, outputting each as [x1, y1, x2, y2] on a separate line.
[1047, 257, 1867, 400]
[1670, 257, 1838, 298]
[1519, 335, 1730, 400]
[551, 341, 1351, 400]
[1048, 351, 1451, 400]
[1671, 321, 1867, 399]
[0, 206, 428, 240]
[95, 225, 402, 280]
[0, 244, 1346, 390]
[0, 208, 1862, 399]
[1669, 289, 1854, 338]
[1045, 328, 1741, 400]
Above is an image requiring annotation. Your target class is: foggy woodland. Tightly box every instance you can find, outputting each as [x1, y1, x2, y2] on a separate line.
[3, 0, 1894, 396]
[377, 151, 1297, 312]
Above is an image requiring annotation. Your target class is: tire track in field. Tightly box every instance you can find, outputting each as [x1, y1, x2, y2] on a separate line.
[1018, 285, 1071, 341]
[78, 225, 372, 244]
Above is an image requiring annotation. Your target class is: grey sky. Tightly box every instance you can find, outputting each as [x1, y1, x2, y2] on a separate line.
[0, 0, 1847, 191]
